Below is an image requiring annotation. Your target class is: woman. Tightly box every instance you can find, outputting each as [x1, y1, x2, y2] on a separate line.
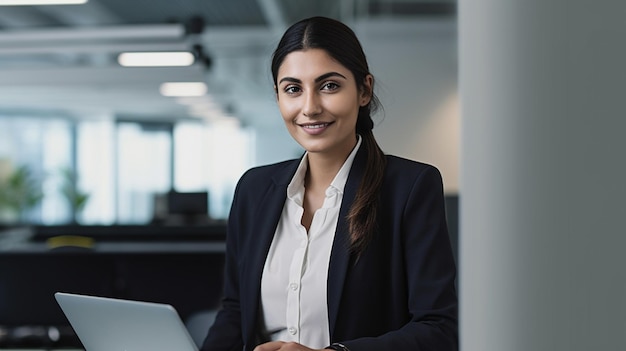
[201, 16, 458, 351]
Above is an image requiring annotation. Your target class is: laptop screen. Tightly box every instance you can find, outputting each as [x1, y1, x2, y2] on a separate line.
[55, 292, 199, 351]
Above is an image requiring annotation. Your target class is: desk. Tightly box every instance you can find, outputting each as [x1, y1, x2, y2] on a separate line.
[2, 241, 226, 254]
[0, 225, 227, 349]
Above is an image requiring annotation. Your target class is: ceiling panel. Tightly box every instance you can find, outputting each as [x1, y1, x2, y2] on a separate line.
[95, 0, 267, 27]
[278, 0, 342, 24]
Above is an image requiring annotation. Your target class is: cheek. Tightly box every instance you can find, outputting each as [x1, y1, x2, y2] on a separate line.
[278, 99, 298, 122]
[329, 96, 360, 121]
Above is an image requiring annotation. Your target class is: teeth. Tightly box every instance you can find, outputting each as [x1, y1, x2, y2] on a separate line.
[303, 123, 328, 129]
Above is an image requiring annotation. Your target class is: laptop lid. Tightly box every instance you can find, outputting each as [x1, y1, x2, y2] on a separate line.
[55, 292, 199, 351]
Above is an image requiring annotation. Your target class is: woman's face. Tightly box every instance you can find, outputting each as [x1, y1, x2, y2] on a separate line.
[275, 48, 371, 158]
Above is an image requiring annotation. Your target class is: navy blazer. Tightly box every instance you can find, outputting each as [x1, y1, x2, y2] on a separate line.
[201, 146, 458, 351]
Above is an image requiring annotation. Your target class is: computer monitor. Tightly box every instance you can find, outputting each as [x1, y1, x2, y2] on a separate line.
[167, 191, 209, 216]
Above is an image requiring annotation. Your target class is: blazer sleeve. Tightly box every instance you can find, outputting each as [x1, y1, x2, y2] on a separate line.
[200, 175, 246, 351]
[341, 165, 458, 351]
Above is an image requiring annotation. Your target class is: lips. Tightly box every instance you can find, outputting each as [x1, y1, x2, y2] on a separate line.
[298, 121, 333, 135]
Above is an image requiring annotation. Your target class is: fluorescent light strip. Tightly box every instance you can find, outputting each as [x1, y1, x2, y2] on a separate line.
[160, 82, 208, 97]
[118, 52, 194, 67]
[0, 0, 87, 5]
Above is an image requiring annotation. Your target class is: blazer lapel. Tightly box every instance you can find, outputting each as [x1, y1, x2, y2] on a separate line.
[241, 160, 299, 346]
[327, 146, 367, 339]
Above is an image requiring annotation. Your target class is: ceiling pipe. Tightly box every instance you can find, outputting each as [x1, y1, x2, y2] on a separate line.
[0, 42, 189, 56]
[0, 24, 185, 43]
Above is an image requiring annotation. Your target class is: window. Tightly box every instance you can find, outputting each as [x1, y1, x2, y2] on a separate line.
[1, 113, 255, 225]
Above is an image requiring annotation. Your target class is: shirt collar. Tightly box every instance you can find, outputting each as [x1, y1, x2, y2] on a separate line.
[287, 135, 363, 206]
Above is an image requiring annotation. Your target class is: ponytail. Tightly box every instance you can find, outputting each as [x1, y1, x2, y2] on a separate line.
[347, 108, 386, 257]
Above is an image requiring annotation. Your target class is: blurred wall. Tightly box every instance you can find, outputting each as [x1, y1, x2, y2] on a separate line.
[364, 18, 459, 194]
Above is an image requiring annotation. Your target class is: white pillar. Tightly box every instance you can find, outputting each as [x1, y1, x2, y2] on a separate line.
[459, 1, 626, 350]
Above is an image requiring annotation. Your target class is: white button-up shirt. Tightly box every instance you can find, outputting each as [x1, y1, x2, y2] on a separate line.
[260, 137, 362, 349]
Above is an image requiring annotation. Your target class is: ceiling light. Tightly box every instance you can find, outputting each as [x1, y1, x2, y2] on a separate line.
[0, 0, 87, 5]
[160, 82, 207, 97]
[118, 52, 194, 67]
[213, 117, 241, 129]
[175, 96, 216, 106]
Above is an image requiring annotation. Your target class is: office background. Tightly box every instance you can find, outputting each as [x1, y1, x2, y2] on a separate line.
[0, 1, 459, 349]
[0, 0, 458, 226]
[4, 0, 624, 350]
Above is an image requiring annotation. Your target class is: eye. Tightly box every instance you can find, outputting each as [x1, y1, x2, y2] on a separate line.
[283, 85, 301, 95]
[321, 81, 340, 91]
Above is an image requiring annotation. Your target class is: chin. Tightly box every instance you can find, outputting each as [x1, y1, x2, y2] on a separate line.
[296, 140, 329, 154]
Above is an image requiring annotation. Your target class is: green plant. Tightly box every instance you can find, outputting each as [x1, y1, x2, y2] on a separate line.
[0, 165, 44, 218]
[59, 167, 90, 222]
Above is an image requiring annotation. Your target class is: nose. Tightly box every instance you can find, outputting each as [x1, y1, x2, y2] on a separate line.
[302, 90, 322, 117]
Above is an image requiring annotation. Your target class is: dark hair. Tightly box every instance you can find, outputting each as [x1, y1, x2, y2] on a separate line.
[271, 16, 386, 256]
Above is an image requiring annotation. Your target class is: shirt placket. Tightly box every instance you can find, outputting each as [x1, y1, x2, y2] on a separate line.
[285, 208, 308, 341]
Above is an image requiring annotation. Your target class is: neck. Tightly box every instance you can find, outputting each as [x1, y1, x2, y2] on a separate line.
[305, 138, 357, 190]
[306, 154, 344, 189]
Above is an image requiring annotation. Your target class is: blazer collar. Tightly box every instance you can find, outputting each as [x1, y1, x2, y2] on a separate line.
[273, 154, 303, 186]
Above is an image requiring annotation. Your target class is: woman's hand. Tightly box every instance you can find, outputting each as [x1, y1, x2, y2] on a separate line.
[253, 341, 327, 351]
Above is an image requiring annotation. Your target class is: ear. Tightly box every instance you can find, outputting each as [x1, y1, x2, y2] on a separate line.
[359, 74, 374, 106]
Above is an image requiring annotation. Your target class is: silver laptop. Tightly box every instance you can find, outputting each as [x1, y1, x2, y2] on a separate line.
[55, 292, 199, 351]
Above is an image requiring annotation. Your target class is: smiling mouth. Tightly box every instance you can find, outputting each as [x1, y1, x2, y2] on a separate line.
[299, 122, 333, 129]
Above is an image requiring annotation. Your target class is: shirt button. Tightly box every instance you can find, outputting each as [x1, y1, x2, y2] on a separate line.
[289, 283, 299, 291]
[288, 327, 297, 335]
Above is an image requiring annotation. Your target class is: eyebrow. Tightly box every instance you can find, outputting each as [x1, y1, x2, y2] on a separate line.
[278, 71, 347, 85]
